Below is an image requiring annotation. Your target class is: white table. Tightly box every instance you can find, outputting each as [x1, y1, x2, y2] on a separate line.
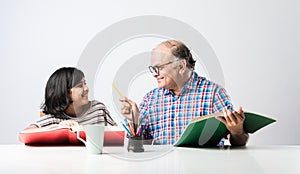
[0, 145, 299, 174]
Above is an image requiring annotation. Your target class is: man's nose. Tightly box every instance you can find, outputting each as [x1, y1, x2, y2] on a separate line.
[151, 71, 159, 77]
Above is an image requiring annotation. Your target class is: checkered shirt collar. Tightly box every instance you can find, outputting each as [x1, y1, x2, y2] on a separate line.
[163, 71, 198, 96]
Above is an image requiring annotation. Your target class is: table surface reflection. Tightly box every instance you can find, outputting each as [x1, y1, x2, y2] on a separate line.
[0, 144, 299, 174]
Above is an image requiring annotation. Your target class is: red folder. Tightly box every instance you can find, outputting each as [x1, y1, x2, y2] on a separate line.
[19, 128, 125, 146]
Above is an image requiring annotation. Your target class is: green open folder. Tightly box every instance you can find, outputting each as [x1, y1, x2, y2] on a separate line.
[173, 111, 276, 147]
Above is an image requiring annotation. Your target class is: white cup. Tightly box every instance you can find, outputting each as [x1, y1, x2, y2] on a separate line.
[77, 124, 105, 154]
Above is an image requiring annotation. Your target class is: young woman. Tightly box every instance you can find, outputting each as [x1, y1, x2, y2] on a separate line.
[22, 67, 116, 131]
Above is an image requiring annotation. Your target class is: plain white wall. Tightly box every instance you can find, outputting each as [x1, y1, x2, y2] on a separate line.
[0, 0, 299, 145]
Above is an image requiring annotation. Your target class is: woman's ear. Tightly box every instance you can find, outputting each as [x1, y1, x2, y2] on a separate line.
[68, 90, 73, 100]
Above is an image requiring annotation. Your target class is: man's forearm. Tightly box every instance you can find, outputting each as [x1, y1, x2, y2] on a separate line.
[230, 132, 249, 146]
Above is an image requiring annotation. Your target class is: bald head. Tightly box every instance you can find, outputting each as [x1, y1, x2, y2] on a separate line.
[153, 40, 196, 70]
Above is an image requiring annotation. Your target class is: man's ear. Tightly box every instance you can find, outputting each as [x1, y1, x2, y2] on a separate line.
[180, 59, 187, 70]
[179, 60, 186, 74]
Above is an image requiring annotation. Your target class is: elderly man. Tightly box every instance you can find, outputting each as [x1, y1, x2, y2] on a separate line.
[120, 40, 248, 146]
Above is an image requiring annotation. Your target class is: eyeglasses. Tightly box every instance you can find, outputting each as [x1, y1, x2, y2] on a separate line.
[148, 59, 179, 74]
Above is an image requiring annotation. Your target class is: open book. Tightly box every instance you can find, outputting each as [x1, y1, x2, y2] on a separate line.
[19, 125, 125, 146]
[174, 111, 276, 147]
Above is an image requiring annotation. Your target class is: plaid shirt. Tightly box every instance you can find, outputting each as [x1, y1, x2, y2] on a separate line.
[139, 72, 233, 144]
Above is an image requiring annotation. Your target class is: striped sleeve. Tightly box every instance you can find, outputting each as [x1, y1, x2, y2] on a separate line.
[34, 115, 65, 128]
[80, 100, 116, 126]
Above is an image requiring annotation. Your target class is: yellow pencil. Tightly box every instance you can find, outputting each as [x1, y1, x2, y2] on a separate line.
[112, 83, 124, 98]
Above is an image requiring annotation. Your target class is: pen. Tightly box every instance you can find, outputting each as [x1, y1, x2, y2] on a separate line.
[120, 121, 132, 137]
[128, 123, 135, 136]
[124, 118, 135, 136]
[136, 127, 141, 136]
[139, 125, 146, 136]
[131, 110, 136, 135]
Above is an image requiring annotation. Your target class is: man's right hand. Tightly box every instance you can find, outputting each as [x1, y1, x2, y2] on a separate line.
[120, 97, 140, 123]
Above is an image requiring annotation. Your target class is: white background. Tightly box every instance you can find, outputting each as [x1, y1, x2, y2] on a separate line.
[0, 0, 299, 145]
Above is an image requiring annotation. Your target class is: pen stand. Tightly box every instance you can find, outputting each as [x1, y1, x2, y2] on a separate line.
[127, 136, 144, 152]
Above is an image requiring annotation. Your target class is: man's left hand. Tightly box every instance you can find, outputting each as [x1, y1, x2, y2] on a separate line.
[217, 106, 246, 135]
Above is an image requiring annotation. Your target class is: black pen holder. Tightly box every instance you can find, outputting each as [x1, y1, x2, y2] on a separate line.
[127, 136, 144, 152]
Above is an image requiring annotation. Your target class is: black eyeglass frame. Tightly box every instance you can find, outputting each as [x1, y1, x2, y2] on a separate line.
[148, 59, 180, 74]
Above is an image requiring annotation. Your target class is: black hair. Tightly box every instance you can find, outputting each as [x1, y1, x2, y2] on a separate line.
[161, 40, 196, 70]
[41, 67, 85, 117]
